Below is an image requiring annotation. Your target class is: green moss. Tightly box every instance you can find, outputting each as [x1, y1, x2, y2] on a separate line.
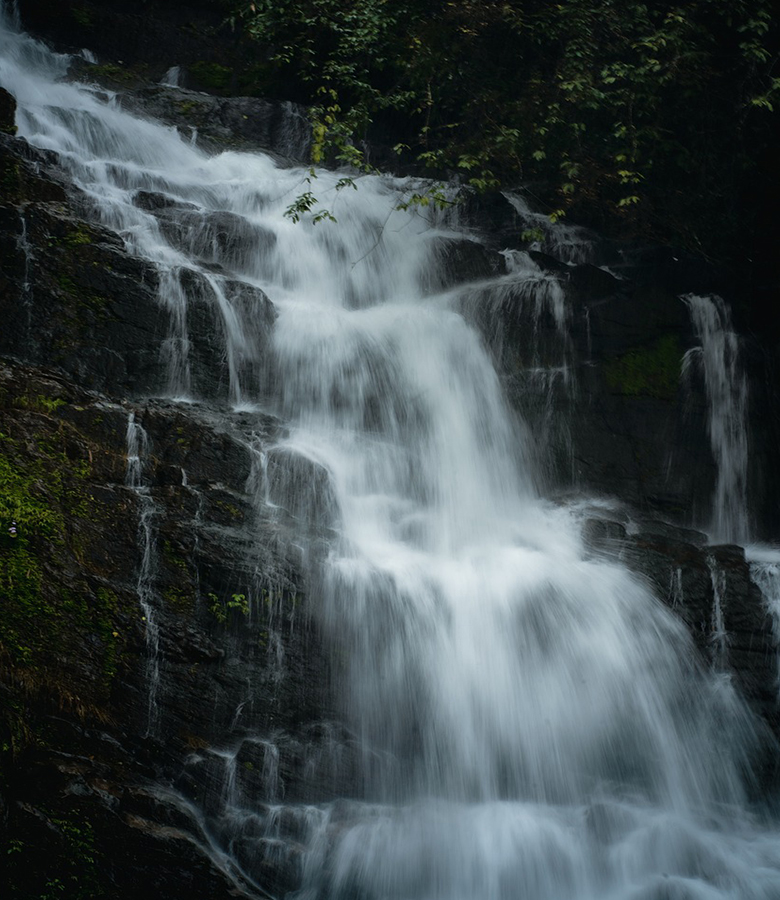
[0, 544, 48, 665]
[53, 268, 109, 319]
[189, 61, 232, 90]
[163, 540, 188, 571]
[214, 497, 242, 520]
[95, 588, 120, 682]
[177, 100, 199, 116]
[0, 452, 64, 540]
[82, 292, 109, 312]
[162, 586, 195, 610]
[13, 395, 66, 415]
[0, 157, 21, 196]
[56, 273, 78, 295]
[0, 425, 100, 671]
[604, 334, 682, 401]
[89, 63, 135, 86]
[63, 225, 93, 248]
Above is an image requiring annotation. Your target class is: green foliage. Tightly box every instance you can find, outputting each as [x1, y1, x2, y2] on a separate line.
[234, 0, 778, 255]
[71, 6, 93, 29]
[604, 334, 682, 400]
[6, 813, 104, 900]
[521, 227, 546, 243]
[207, 591, 249, 623]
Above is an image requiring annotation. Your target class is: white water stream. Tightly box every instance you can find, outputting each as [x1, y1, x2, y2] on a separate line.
[125, 410, 160, 734]
[683, 295, 750, 544]
[3, 7, 780, 898]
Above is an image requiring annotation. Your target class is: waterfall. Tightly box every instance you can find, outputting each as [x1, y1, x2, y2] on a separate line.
[161, 65, 181, 87]
[683, 294, 750, 543]
[4, 7, 780, 898]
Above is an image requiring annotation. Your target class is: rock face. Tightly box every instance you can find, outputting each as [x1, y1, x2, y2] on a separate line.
[118, 87, 312, 160]
[2, 29, 780, 900]
[583, 516, 776, 729]
[457, 221, 780, 540]
[0, 90, 332, 899]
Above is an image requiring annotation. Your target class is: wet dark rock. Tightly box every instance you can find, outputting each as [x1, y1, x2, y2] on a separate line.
[581, 518, 628, 558]
[266, 447, 341, 536]
[579, 509, 776, 733]
[133, 189, 198, 213]
[622, 530, 715, 656]
[0, 86, 16, 134]
[527, 250, 571, 276]
[454, 189, 525, 248]
[0, 138, 167, 396]
[615, 244, 727, 297]
[709, 544, 776, 716]
[618, 528, 777, 730]
[427, 236, 507, 291]
[154, 208, 277, 272]
[120, 86, 311, 160]
[0, 132, 68, 203]
[630, 520, 708, 547]
[575, 283, 691, 358]
[568, 263, 619, 301]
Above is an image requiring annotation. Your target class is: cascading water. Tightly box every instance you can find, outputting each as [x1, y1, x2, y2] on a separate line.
[161, 65, 181, 88]
[4, 8, 780, 899]
[683, 294, 750, 544]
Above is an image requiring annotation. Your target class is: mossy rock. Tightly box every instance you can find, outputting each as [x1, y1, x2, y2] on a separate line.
[603, 334, 682, 401]
[0, 366, 135, 712]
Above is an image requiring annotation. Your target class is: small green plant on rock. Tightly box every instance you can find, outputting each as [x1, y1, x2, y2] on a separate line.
[207, 591, 249, 623]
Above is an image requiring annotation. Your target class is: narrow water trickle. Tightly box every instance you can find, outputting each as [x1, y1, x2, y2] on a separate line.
[161, 65, 181, 88]
[4, 7, 780, 898]
[684, 294, 750, 543]
[125, 411, 161, 735]
[17, 210, 34, 336]
[706, 555, 729, 670]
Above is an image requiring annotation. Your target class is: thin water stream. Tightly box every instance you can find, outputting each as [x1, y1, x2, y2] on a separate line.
[3, 7, 780, 898]
[683, 294, 750, 544]
[125, 410, 161, 734]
